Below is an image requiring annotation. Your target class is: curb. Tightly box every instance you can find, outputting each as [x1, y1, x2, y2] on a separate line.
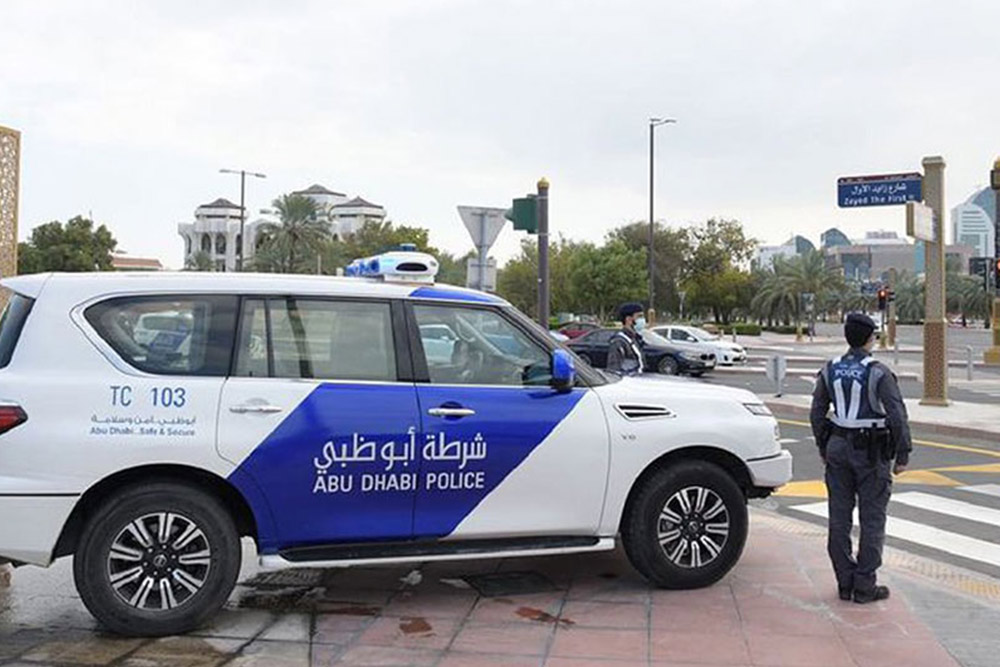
[765, 401, 1000, 443]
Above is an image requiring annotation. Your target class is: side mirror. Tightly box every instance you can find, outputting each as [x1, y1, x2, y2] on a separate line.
[551, 349, 576, 393]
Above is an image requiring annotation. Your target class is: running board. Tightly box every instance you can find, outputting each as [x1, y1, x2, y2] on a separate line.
[259, 536, 616, 570]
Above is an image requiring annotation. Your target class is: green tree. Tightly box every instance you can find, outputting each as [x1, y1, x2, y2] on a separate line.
[608, 222, 691, 315]
[251, 194, 330, 273]
[566, 239, 647, 321]
[16, 216, 117, 274]
[184, 250, 214, 272]
[682, 218, 757, 324]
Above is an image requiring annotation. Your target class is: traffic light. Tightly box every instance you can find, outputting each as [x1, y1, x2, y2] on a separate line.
[877, 288, 887, 311]
[505, 195, 538, 234]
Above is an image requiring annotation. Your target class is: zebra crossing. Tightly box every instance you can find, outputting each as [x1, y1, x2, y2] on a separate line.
[790, 484, 1000, 573]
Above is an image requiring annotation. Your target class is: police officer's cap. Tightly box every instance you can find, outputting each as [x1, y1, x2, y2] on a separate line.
[844, 312, 877, 347]
[617, 302, 645, 322]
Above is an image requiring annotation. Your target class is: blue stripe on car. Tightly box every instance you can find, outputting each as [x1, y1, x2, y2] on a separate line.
[409, 286, 503, 303]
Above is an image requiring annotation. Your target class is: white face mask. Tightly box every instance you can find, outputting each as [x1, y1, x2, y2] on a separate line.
[634, 316, 646, 332]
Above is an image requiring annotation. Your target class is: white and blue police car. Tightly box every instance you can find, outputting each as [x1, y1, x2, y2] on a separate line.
[0, 251, 791, 636]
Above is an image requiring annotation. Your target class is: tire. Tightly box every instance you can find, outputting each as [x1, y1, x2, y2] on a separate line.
[658, 356, 679, 375]
[577, 352, 592, 366]
[621, 461, 747, 589]
[73, 481, 241, 637]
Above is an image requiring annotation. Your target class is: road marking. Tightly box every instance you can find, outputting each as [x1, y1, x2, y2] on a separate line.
[892, 492, 1000, 527]
[776, 418, 1000, 460]
[778, 438, 799, 445]
[934, 463, 1000, 474]
[893, 470, 962, 486]
[791, 501, 1000, 569]
[774, 480, 828, 499]
[961, 484, 1000, 498]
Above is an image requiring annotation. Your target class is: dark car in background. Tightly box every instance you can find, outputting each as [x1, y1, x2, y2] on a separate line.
[567, 328, 716, 376]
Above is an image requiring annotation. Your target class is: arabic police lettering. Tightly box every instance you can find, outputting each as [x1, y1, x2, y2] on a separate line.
[312, 428, 489, 494]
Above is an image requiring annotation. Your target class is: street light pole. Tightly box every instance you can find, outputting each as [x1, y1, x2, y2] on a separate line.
[986, 158, 1000, 364]
[648, 117, 676, 322]
[220, 168, 266, 271]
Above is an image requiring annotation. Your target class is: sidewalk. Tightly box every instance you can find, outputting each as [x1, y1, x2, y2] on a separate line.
[1, 507, 989, 666]
[766, 394, 1000, 441]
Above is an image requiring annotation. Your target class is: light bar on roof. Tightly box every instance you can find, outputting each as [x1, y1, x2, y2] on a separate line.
[345, 250, 439, 284]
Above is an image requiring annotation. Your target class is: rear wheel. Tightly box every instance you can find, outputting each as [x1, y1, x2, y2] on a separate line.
[621, 461, 747, 589]
[658, 356, 679, 375]
[576, 352, 592, 366]
[73, 482, 241, 636]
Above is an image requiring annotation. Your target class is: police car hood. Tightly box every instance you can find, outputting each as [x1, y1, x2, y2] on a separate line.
[609, 374, 760, 405]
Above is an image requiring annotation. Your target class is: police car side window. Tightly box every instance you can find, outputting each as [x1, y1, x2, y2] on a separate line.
[235, 298, 397, 382]
[413, 304, 551, 386]
[85, 295, 238, 376]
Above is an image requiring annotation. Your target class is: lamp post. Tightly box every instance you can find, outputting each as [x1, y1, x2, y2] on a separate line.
[648, 117, 676, 322]
[986, 159, 1000, 365]
[219, 168, 266, 271]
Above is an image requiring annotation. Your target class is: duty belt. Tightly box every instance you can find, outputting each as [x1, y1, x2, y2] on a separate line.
[829, 415, 886, 429]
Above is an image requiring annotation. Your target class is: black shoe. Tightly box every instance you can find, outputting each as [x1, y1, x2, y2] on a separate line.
[853, 585, 890, 604]
[838, 587, 853, 601]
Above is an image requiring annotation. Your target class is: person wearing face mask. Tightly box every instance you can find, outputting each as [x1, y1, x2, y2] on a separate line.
[607, 302, 647, 376]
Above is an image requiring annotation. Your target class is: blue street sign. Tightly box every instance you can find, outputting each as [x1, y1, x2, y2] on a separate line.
[837, 172, 922, 208]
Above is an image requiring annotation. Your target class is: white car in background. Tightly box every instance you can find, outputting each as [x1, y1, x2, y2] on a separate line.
[652, 325, 747, 366]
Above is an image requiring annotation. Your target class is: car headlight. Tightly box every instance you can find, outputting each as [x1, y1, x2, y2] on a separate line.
[744, 403, 772, 417]
[680, 352, 701, 361]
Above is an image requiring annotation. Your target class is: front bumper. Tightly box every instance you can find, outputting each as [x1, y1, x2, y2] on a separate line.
[0, 495, 78, 567]
[746, 449, 793, 489]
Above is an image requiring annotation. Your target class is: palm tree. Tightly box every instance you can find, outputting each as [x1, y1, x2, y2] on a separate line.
[783, 250, 845, 334]
[894, 271, 924, 323]
[750, 266, 796, 326]
[254, 194, 330, 273]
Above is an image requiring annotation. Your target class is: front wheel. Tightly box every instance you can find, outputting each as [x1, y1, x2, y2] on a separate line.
[576, 352, 592, 366]
[658, 356, 679, 375]
[621, 461, 747, 589]
[74, 482, 241, 636]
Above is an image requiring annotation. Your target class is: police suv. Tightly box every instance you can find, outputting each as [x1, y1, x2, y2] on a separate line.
[0, 251, 791, 636]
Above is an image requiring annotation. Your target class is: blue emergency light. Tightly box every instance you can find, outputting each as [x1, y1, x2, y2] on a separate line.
[345, 250, 439, 284]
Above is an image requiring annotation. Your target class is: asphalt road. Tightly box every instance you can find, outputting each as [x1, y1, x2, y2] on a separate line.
[758, 408, 1000, 581]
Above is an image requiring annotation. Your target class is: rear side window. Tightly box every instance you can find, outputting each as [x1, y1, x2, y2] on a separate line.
[85, 295, 238, 376]
[0, 294, 34, 369]
[234, 298, 397, 381]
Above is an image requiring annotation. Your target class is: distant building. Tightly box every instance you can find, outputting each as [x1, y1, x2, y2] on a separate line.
[951, 188, 995, 258]
[753, 235, 815, 269]
[111, 251, 164, 271]
[178, 184, 388, 270]
[821, 228, 851, 248]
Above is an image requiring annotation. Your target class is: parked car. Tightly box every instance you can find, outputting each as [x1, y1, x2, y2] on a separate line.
[557, 321, 600, 339]
[652, 325, 747, 365]
[567, 328, 716, 376]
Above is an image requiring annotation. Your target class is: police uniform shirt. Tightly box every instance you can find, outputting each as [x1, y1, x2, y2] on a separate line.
[809, 348, 912, 465]
[607, 329, 644, 375]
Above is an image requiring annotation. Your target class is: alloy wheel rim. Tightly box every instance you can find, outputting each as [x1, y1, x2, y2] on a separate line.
[657, 486, 729, 569]
[107, 512, 212, 611]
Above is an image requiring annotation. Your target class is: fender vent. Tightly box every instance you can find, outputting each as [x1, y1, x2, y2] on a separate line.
[615, 404, 675, 420]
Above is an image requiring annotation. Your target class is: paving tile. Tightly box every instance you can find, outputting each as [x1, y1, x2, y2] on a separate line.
[313, 612, 373, 640]
[738, 602, 839, 637]
[439, 652, 541, 666]
[559, 600, 647, 629]
[650, 630, 750, 664]
[0, 628, 64, 660]
[846, 637, 961, 667]
[745, 633, 854, 667]
[121, 636, 244, 667]
[334, 645, 441, 666]
[226, 640, 310, 667]
[189, 609, 274, 639]
[450, 622, 554, 656]
[831, 607, 937, 641]
[382, 590, 478, 620]
[650, 602, 741, 634]
[258, 613, 312, 642]
[467, 594, 564, 625]
[356, 616, 460, 651]
[549, 627, 648, 662]
[566, 578, 650, 604]
[20, 635, 144, 665]
[649, 583, 735, 607]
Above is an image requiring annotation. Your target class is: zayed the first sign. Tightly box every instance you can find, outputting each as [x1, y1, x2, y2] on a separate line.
[837, 172, 923, 208]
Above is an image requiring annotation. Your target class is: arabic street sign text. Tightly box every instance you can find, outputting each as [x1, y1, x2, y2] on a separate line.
[837, 172, 922, 208]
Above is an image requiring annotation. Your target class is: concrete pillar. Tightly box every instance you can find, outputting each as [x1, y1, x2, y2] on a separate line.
[921, 156, 949, 406]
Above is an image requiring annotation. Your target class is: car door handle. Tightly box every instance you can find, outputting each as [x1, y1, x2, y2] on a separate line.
[427, 407, 476, 418]
[229, 404, 284, 414]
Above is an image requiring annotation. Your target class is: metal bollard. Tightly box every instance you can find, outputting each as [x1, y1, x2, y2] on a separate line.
[893, 339, 899, 366]
[967, 345, 974, 381]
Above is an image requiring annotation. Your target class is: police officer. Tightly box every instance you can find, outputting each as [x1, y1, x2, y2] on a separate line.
[810, 313, 912, 603]
[607, 302, 646, 376]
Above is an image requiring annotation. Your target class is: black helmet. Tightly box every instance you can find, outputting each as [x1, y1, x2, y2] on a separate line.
[844, 312, 877, 348]
[617, 302, 644, 323]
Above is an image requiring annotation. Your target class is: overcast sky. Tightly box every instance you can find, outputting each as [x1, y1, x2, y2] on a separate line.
[4, 0, 1000, 268]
